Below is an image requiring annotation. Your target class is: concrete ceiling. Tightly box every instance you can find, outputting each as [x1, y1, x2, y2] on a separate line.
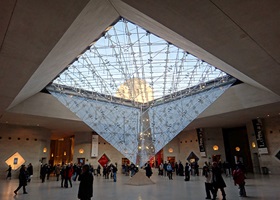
[1, 0, 280, 139]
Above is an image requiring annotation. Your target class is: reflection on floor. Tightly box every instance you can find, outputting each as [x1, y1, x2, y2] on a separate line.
[0, 171, 279, 200]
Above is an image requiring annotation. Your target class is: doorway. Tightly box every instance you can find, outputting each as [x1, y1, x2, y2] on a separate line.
[223, 127, 253, 172]
[77, 158, 85, 165]
[212, 155, 221, 162]
[167, 156, 175, 168]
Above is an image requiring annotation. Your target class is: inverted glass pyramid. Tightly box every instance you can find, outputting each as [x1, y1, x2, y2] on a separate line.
[47, 18, 236, 166]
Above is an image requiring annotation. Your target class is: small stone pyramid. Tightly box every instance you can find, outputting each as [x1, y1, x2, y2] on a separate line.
[125, 169, 155, 186]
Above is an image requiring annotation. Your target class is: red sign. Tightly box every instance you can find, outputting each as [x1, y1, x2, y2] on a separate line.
[98, 154, 110, 167]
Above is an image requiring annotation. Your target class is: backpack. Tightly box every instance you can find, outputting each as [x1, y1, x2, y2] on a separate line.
[167, 164, 172, 171]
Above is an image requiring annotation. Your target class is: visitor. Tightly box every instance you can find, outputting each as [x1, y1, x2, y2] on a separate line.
[78, 164, 93, 200]
[166, 161, 173, 180]
[55, 164, 61, 181]
[184, 162, 191, 181]
[158, 162, 163, 176]
[144, 161, 153, 178]
[202, 161, 209, 176]
[111, 163, 118, 182]
[27, 163, 33, 182]
[40, 164, 48, 183]
[6, 165, 12, 180]
[163, 161, 168, 176]
[14, 165, 28, 195]
[60, 164, 66, 187]
[178, 161, 184, 176]
[65, 163, 73, 188]
[96, 164, 101, 176]
[233, 163, 247, 197]
[174, 162, 178, 175]
[130, 163, 136, 177]
[204, 165, 214, 199]
[212, 162, 226, 200]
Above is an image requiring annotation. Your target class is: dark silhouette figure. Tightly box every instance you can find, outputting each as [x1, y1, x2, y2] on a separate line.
[27, 163, 33, 182]
[78, 164, 93, 200]
[184, 162, 191, 181]
[40, 164, 48, 183]
[14, 165, 28, 195]
[212, 162, 226, 200]
[144, 161, 153, 178]
[6, 165, 12, 180]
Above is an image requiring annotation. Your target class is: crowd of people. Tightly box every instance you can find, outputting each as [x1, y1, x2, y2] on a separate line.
[144, 160, 247, 200]
[6, 160, 246, 200]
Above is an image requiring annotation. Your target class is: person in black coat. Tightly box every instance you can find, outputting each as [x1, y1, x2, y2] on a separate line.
[27, 163, 33, 182]
[178, 161, 184, 176]
[144, 161, 153, 178]
[78, 164, 93, 200]
[6, 165, 12, 180]
[184, 162, 191, 181]
[212, 162, 226, 200]
[40, 164, 48, 183]
[14, 165, 28, 195]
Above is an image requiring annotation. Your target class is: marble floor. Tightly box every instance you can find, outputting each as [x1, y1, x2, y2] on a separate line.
[0, 172, 279, 200]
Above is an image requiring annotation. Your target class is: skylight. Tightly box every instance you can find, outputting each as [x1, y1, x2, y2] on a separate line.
[48, 18, 236, 166]
[52, 18, 228, 107]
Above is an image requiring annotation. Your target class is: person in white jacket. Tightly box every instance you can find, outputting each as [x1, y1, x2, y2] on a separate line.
[204, 166, 214, 199]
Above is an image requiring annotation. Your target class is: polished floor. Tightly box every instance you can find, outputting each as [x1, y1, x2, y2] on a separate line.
[1, 171, 279, 200]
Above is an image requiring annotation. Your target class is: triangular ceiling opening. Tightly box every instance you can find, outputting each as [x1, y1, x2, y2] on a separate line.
[47, 18, 236, 166]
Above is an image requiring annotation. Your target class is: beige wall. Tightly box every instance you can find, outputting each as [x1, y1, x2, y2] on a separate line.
[255, 117, 280, 174]
[0, 124, 51, 179]
[73, 132, 124, 169]
[169, 128, 226, 169]
[1, 115, 279, 177]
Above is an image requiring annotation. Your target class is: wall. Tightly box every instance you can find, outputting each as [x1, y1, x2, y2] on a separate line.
[246, 121, 260, 173]
[247, 116, 280, 174]
[169, 128, 226, 166]
[203, 128, 226, 164]
[169, 129, 201, 166]
[73, 132, 124, 169]
[0, 124, 51, 179]
[1, 116, 279, 177]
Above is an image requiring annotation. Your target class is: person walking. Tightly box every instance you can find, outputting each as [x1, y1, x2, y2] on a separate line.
[233, 164, 247, 197]
[55, 164, 61, 181]
[144, 161, 153, 178]
[40, 164, 48, 183]
[204, 165, 214, 199]
[65, 164, 73, 188]
[212, 162, 226, 200]
[14, 165, 28, 195]
[6, 165, 12, 180]
[78, 164, 93, 200]
[60, 164, 66, 187]
[166, 161, 173, 180]
[111, 163, 118, 182]
[27, 163, 33, 182]
[96, 164, 101, 176]
[163, 161, 168, 177]
[184, 162, 191, 181]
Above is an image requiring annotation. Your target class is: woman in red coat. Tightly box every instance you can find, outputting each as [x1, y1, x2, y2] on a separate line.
[233, 164, 247, 197]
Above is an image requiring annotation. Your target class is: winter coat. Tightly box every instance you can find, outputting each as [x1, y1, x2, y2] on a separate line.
[212, 166, 226, 188]
[78, 171, 93, 199]
[233, 168, 245, 185]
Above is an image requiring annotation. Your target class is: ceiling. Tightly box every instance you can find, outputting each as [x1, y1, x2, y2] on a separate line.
[1, 0, 280, 139]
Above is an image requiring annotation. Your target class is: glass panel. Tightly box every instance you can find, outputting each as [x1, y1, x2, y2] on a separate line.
[47, 18, 236, 166]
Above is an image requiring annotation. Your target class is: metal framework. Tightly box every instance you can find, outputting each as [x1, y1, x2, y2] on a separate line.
[47, 18, 236, 166]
